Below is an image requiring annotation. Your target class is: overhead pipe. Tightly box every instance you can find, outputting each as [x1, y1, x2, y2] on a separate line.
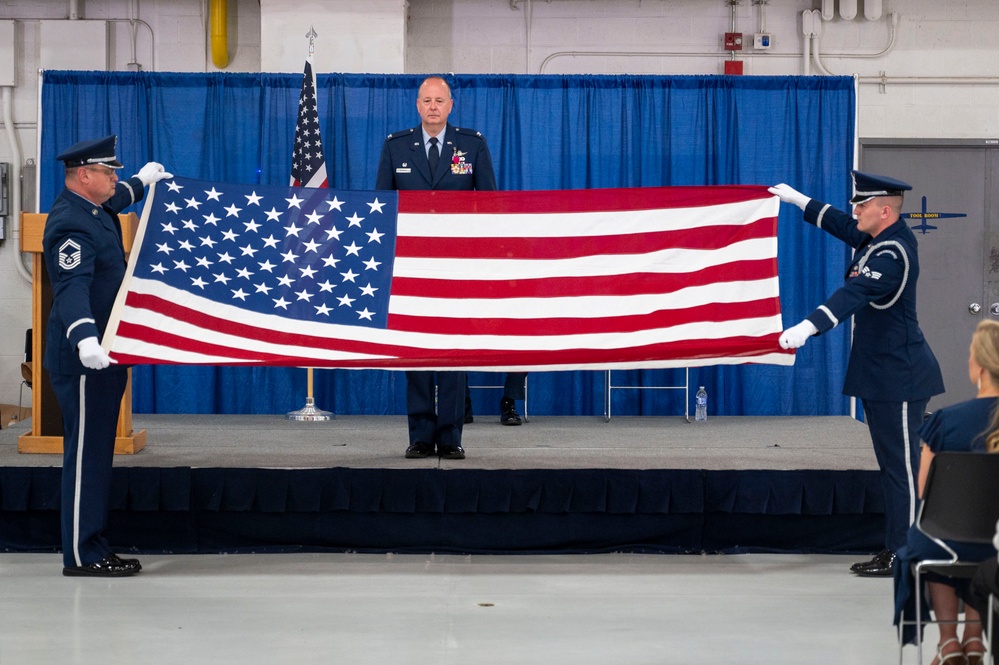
[2, 87, 31, 285]
[838, 0, 858, 21]
[801, 10, 814, 76]
[810, 14, 834, 77]
[820, 0, 834, 21]
[539, 49, 802, 74]
[812, 37, 834, 76]
[210, 0, 228, 69]
[865, 0, 883, 21]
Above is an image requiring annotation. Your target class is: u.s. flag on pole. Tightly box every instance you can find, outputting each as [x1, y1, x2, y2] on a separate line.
[102, 176, 793, 370]
[290, 59, 327, 188]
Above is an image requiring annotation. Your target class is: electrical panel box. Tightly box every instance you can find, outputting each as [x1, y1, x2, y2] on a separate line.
[754, 33, 772, 50]
[40, 21, 108, 71]
[0, 21, 15, 87]
[724, 32, 743, 51]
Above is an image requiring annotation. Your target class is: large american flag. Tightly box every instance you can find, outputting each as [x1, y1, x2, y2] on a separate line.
[289, 59, 327, 188]
[103, 177, 793, 370]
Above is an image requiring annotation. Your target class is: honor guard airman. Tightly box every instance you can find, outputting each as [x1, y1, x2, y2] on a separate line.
[44, 135, 173, 576]
[769, 170, 944, 577]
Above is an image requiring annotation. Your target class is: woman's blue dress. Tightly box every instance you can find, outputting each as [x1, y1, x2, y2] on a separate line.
[894, 396, 999, 643]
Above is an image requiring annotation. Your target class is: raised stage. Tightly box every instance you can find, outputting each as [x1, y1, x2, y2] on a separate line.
[0, 415, 884, 555]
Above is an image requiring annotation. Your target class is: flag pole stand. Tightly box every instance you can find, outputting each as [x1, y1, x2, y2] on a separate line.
[286, 367, 333, 421]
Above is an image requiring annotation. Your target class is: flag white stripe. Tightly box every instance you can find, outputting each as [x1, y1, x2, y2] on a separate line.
[109, 329, 794, 371]
[389, 278, 779, 319]
[122, 278, 781, 352]
[393, 238, 776, 281]
[397, 197, 777, 237]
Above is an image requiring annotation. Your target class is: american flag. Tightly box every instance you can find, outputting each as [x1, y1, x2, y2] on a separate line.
[103, 177, 793, 370]
[290, 59, 327, 188]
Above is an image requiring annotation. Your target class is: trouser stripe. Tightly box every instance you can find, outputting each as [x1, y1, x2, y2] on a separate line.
[902, 401, 916, 527]
[72, 375, 87, 567]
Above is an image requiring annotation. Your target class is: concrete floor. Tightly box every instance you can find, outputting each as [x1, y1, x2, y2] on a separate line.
[0, 552, 919, 665]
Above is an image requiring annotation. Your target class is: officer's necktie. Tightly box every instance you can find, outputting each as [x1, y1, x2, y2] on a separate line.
[428, 136, 440, 174]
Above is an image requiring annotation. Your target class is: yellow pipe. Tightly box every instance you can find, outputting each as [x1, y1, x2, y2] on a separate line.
[210, 0, 228, 69]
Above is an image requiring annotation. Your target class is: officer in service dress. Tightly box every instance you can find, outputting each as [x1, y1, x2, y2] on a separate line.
[44, 135, 172, 576]
[769, 171, 944, 577]
[375, 75, 498, 460]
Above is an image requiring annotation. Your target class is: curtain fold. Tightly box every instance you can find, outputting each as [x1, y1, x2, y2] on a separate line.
[39, 71, 855, 416]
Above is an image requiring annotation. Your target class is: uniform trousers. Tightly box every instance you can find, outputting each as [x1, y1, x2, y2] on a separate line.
[406, 370, 466, 447]
[862, 398, 928, 554]
[50, 370, 128, 568]
[503, 372, 528, 401]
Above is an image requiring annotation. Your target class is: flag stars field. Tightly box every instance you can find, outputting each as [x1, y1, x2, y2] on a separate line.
[131, 176, 395, 327]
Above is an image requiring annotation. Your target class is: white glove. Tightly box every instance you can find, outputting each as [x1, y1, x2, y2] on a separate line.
[134, 162, 174, 187]
[78, 336, 115, 370]
[779, 320, 819, 350]
[768, 183, 811, 211]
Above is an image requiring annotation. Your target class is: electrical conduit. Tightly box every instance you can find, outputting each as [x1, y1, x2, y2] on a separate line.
[1, 86, 31, 284]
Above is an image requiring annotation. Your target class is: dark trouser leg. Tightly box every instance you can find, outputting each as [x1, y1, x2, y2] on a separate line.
[406, 370, 437, 446]
[503, 373, 527, 401]
[51, 370, 128, 568]
[862, 399, 926, 553]
[435, 371, 466, 447]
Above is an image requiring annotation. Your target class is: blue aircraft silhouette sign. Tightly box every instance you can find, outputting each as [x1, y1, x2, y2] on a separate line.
[902, 195, 967, 234]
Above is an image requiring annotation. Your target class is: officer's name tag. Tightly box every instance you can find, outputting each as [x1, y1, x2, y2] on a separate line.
[395, 167, 412, 174]
[451, 163, 473, 175]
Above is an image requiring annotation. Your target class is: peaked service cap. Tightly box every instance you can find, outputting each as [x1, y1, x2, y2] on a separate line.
[850, 169, 911, 205]
[56, 135, 124, 169]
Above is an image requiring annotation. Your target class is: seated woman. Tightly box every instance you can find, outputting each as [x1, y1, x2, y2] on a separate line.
[895, 320, 999, 665]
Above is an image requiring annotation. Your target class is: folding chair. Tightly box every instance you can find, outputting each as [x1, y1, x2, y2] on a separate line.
[899, 452, 999, 665]
[466, 373, 529, 422]
[16, 329, 32, 424]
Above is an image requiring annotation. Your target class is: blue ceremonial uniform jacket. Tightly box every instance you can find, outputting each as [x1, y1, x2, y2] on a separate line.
[802, 199, 944, 402]
[375, 124, 497, 192]
[42, 178, 144, 375]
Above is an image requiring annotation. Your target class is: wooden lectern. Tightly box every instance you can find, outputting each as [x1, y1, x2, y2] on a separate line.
[18, 212, 146, 454]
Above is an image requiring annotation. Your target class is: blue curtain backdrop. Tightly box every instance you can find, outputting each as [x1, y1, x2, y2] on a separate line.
[39, 71, 855, 417]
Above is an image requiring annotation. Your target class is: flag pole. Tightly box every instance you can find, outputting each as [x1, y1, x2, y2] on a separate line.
[286, 25, 333, 422]
[286, 366, 333, 421]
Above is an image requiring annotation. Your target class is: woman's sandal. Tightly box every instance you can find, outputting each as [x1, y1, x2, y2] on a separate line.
[932, 637, 969, 665]
[962, 636, 986, 665]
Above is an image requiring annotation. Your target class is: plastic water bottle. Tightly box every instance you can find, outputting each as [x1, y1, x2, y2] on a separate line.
[694, 386, 708, 422]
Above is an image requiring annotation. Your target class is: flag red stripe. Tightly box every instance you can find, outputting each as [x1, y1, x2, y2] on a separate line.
[387, 297, 781, 336]
[118, 291, 785, 361]
[397, 186, 772, 214]
[111, 331, 786, 368]
[390, 258, 777, 299]
[394, 216, 775, 259]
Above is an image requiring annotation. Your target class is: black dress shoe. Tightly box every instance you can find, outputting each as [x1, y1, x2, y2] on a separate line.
[109, 553, 142, 571]
[499, 397, 522, 426]
[850, 548, 891, 572]
[63, 555, 141, 578]
[852, 549, 895, 577]
[438, 444, 466, 460]
[405, 441, 435, 458]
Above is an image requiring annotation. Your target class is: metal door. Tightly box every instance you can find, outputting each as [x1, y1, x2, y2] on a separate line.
[861, 141, 995, 409]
